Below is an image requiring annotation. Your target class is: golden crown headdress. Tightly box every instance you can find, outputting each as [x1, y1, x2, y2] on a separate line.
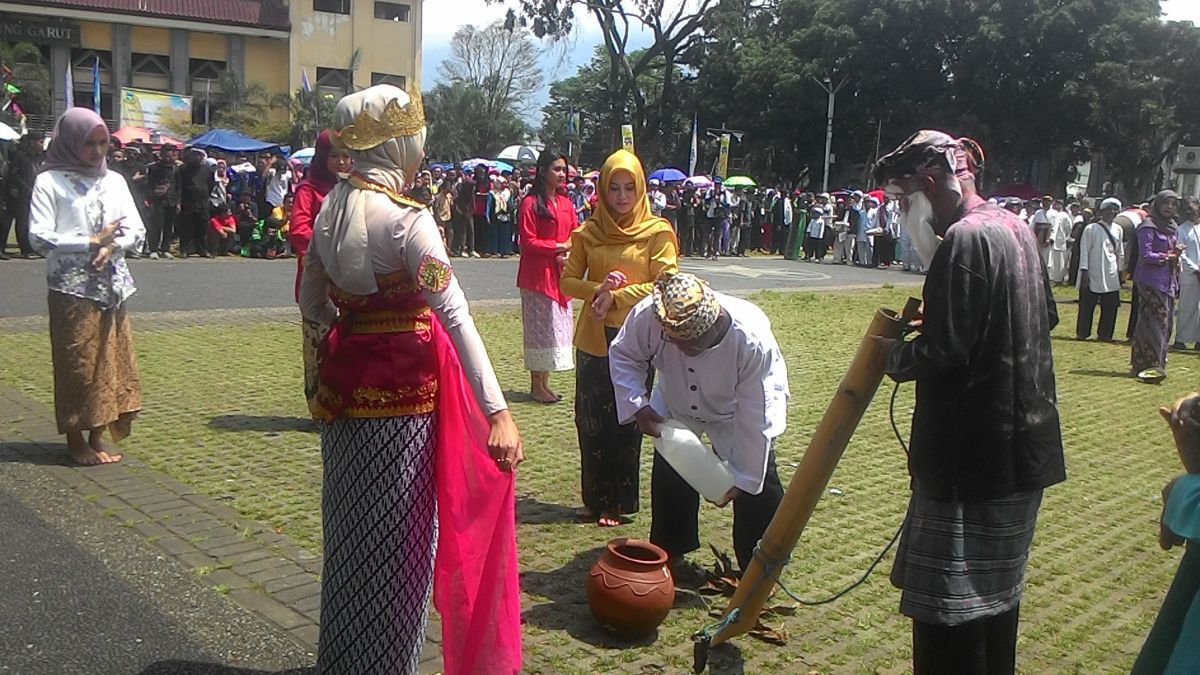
[337, 87, 425, 151]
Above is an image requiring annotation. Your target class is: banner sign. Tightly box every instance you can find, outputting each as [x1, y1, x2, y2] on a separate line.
[621, 124, 635, 153]
[717, 133, 731, 180]
[119, 87, 192, 129]
[567, 111, 581, 138]
[0, 17, 80, 46]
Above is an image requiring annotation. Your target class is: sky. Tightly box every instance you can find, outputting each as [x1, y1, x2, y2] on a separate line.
[422, 0, 1200, 128]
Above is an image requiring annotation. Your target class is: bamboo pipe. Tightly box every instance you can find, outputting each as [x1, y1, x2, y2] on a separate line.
[706, 299, 918, 649]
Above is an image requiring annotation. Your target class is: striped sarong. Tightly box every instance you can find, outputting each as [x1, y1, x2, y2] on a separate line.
[890, 489, 1043, 626]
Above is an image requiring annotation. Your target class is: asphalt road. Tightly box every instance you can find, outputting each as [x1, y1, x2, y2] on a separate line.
[0, 256, 922, 318]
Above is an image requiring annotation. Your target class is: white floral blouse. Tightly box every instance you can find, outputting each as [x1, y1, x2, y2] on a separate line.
[29, 169, 146, 309]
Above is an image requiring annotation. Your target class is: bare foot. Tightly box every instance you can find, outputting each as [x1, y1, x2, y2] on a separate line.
[531, 388, 561, 404]
[68, 445, 121, 466]
[598, 511, 622, 527]
[88, 433, 124, 463]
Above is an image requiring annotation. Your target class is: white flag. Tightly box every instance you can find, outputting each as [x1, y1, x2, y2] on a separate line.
[688, 115, 698, 176]
[65, 60, 74, 109]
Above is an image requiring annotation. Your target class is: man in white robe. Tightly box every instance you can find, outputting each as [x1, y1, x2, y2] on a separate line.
[608, 273, 788, 583]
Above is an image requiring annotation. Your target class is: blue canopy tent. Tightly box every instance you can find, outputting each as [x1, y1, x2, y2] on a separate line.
[187, 128, 282, 154]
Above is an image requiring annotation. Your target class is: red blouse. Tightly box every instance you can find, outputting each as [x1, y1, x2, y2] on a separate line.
[516, 192, 577, 306]
[313, 268, 438, 420]
[289, 182, 326, 303]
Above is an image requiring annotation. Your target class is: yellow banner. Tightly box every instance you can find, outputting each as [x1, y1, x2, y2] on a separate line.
[119, 87, 192, 129]
[717, 133, 731, 179]
[621, 124, 635, 153]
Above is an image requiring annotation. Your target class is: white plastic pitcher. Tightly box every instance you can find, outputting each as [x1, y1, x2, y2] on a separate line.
[653, 421, 736, 503]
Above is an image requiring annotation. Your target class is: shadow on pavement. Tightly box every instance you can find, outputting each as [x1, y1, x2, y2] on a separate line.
[137, 663, 315, 675]
[516, 496, 579, 525]
[0, 441, 75, 466]
[521, 545, 662, 648]
[208, 415, 319, 434]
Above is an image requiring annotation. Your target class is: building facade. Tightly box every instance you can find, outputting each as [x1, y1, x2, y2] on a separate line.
[0, 0, 423, 131]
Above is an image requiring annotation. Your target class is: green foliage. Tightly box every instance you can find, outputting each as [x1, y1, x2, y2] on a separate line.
[424, 80, 531, 161]
[0, 41, 51, 119]
[693, 0, 1200, 193]
[540, 45, 693, 168]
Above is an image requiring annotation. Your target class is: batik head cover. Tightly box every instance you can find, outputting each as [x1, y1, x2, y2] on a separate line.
[653, 272, 720, 341]
[872, 130, 985, 188]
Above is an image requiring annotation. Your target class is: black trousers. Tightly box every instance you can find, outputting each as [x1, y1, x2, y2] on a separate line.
[147, 200, 176, 254]
[679, 222, 696, 256]
[1077, 287, 1120, 340]
[913, 605, 1020, 675]
[650, 445, 784, 573]
[178, 208, 210, 255]
[473, 214, 490, 255]
[450, 216, 473, 255]
[3, 194, 34, 255]
[1127, 282, 1140, 340]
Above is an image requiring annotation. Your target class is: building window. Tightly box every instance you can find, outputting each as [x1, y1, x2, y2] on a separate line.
[374, 2, 410, 21]
[314, 0, 351, 14]
[371, 72, 406, 88]
[317, 66, 352, 96]
[71, 48, 112, 73]
[132, 53, 170, 77]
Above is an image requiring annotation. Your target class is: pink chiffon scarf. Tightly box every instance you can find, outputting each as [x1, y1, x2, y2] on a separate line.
[432, 318, 523, 674]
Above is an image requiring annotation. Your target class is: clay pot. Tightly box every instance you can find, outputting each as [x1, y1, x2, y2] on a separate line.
[586, 538, 675, 639]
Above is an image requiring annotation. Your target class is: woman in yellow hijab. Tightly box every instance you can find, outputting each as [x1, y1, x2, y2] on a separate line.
[561, 149, 679, 526]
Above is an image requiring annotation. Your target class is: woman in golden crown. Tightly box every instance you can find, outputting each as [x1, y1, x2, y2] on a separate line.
[298, 84, 524, 675]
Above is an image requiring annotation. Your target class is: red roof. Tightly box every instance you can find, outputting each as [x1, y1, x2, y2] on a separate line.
[8, 0, 290, 31]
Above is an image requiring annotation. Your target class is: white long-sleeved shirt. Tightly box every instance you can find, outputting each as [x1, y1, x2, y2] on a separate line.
[1179, 221, 1200, 277]
[1076, 219, 1124, 294]
[608, 293, 790, 494]
[1050, 211, 1072, 251]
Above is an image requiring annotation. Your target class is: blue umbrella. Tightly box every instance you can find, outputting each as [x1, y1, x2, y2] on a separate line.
[649, 167, 687, 183]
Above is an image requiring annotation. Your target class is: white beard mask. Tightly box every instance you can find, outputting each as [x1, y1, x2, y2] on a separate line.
[902, 190, 942, 267]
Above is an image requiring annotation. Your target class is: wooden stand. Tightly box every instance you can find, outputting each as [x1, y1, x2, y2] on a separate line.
[695, 300, 918, 664]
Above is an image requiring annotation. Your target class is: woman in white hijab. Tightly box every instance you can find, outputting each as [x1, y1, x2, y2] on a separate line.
[299, 85, 524, 675]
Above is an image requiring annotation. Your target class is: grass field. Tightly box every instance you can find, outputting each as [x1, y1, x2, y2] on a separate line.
[1, 287, 1197, 673]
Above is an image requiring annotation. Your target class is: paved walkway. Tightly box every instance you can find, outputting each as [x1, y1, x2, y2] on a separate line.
[0, 384, 443, 674]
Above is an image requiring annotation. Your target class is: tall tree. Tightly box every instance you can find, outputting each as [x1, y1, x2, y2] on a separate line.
[438, 21, 544, 117]
[494, 0, 734, 161]
[540, 45, 693, 167]
[424, 80, 531, 160]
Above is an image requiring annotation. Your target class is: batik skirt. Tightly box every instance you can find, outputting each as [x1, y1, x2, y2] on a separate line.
[318, 414, 437, 675]
[1131, 285, 1174, 374]
[48, 291, 142, 439]
[521, 289, 574, 372]
[302, 317, 329, 418]
[575, 328, 651, 515]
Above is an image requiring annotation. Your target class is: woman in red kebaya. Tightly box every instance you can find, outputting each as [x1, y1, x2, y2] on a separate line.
[517, 150, 577, 403]
[289, 129, 352, 416]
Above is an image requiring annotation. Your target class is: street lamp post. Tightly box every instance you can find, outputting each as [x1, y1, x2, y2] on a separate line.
[815, 74, 846, 193]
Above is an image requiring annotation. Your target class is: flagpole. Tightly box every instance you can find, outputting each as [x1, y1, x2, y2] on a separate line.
[205, 78, 211, 127]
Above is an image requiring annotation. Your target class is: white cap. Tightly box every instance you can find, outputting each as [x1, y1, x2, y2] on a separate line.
[649, 178, 661, 186]
[1100, 197, 1122, 211]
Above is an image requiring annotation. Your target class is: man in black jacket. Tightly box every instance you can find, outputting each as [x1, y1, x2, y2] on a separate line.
[874, 130, 1065, 675]
[178, 149, 216, 257]
[146, 145, 180, 259]
[2, 133, 42, 259]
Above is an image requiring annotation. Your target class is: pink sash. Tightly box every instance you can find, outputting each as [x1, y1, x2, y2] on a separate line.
[432, 318, 523, 674]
